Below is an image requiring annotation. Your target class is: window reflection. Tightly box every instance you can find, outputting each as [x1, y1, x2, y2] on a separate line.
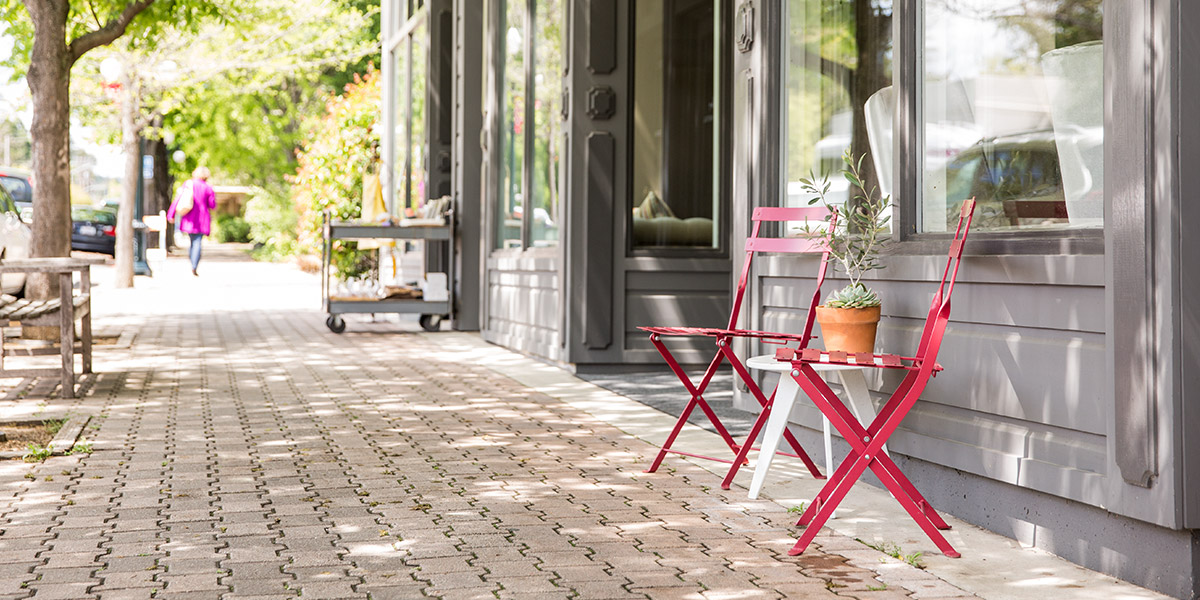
[631, 0, 720, 249]
[392, 16, 430, 217]
[408, 19, 428, 214]
[922, 0, 1103, 232]
[497, 1, 527, 249]
[784, 0, 893, 230]
[531, 0, 563, 248]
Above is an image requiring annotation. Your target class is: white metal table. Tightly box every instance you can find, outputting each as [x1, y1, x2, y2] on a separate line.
[745, 354, 881, 500]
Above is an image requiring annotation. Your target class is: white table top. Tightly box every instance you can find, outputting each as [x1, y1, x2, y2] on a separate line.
[746, 353, 869, 373]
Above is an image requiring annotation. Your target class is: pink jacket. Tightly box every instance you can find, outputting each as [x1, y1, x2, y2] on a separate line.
[167, 178, 217, 235]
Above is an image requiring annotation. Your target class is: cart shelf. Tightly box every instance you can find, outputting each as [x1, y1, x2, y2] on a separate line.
[321, 213, 454, 333]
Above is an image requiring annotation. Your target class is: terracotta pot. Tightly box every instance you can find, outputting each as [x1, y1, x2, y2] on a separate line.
[815, 305, 882, 354]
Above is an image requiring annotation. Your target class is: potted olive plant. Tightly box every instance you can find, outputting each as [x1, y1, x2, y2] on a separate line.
[800, 149, 892, 353]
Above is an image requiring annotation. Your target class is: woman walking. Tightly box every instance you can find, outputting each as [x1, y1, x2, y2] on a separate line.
[167, 166, 217, 276]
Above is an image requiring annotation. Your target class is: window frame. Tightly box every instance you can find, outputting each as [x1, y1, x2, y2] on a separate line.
[624, 0, 733, 259]
[890, 0, 1106, 256]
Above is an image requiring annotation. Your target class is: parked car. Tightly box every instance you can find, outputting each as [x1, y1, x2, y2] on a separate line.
[0, 184, 32, 295]
[0, 166, 33, 215]
[71, 206, 117, 256]
[936, 131, 1067, 231]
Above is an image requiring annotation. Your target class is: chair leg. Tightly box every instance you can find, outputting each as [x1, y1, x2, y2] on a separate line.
[645, 337, 740, 473]
[786, 365, 958, 557]
[720, 345, 823, 480]
[720, 389, 774, 490]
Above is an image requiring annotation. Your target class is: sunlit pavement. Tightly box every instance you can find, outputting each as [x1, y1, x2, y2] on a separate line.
[0, 245, 1165, 599]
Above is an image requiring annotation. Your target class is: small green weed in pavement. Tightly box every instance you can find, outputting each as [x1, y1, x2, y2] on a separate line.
[858, 538, 927, 570]
[904, 551, 926, 569]
[43, 419, 65, 435]
[67, 439, 93, 455]
[868, 583, 888, 591]
[23, 443, 51, 463]
[788, 502, 807, 513]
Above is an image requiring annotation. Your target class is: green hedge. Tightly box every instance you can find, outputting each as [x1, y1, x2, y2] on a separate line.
[215, 214, 252, 243]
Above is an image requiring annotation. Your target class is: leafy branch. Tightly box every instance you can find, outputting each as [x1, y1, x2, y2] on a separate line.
[800, 148, 892, 308]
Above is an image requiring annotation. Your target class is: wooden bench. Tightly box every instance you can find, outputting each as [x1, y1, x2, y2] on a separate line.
[0, 258, 102, 398]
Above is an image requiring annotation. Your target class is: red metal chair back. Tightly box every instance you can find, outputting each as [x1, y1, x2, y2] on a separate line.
[727, 207, 837, 347]
[912, 199, 976, 368]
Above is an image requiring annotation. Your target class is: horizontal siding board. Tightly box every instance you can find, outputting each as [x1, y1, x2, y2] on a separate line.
[487, 253, 558, 272]
[759, 253, 1104, 287]
[489, 272, 558, 290]
[482, 319, 560, 360]
[761, 389, 1107, 507]
[489, 287, 559, 331]
[626, 271, 729, 293]
[761, 277, 1104, 333]
[758, 312, 1106, 434]
[871, 319, 1106, 434]
[626, 292, 728, 329]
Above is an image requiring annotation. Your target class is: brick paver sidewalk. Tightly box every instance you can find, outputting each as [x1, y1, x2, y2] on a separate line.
[0, 252, 968, 599]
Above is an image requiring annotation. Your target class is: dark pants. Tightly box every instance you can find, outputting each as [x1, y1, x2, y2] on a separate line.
[188, 233, 204, 270]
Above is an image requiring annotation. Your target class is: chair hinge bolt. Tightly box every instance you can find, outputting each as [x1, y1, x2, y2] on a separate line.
[791, 369, 800, 377]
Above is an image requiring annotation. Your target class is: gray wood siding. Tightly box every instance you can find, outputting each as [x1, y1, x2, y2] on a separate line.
[483, 254, 562, 362]
[621, 261, 731, 364]
[747, 253, 1108, 509]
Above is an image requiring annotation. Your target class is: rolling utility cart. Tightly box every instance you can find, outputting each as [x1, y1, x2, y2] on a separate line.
[321, 211, 453, 333]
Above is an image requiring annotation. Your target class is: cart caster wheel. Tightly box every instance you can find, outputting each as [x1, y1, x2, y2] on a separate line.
[326, 315, 346, 334]
[419, 314, 443, 332]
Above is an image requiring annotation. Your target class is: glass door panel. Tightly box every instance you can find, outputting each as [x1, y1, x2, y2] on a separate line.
[783, 0, 893, 232]
[630, 0, 721, 250]
[530, 0, 564, 248]
[496, 0, 528, 249]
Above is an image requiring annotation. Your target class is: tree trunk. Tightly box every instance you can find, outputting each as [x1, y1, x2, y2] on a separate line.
[114, 71, 139, 289]
[24, 0, 73, 300]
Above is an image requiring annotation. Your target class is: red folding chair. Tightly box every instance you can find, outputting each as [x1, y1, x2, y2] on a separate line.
[772, 199, 976, 558]
[639, 206, 837, 488]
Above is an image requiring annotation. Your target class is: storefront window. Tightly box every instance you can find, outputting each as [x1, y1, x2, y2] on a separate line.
[391, 10, 430, 216]
[922, 0, 1103, 233]
[630, 0, 721, 249]
[530, 0, 564, 248]
[497, 0, 527, 249]
[495, 0, 563, 251]
[784, 0, 893, 230]
[407, 19, 429, 214]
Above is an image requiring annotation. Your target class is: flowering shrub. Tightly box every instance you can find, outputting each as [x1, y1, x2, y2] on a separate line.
[289, 69, 380, 279]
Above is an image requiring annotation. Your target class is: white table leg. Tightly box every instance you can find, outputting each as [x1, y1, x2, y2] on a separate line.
[838, 370, 886, 454]
[748, 374, 800, 500]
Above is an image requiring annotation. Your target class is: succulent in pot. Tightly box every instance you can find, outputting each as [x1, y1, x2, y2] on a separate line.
[800, 149, 892, 353]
